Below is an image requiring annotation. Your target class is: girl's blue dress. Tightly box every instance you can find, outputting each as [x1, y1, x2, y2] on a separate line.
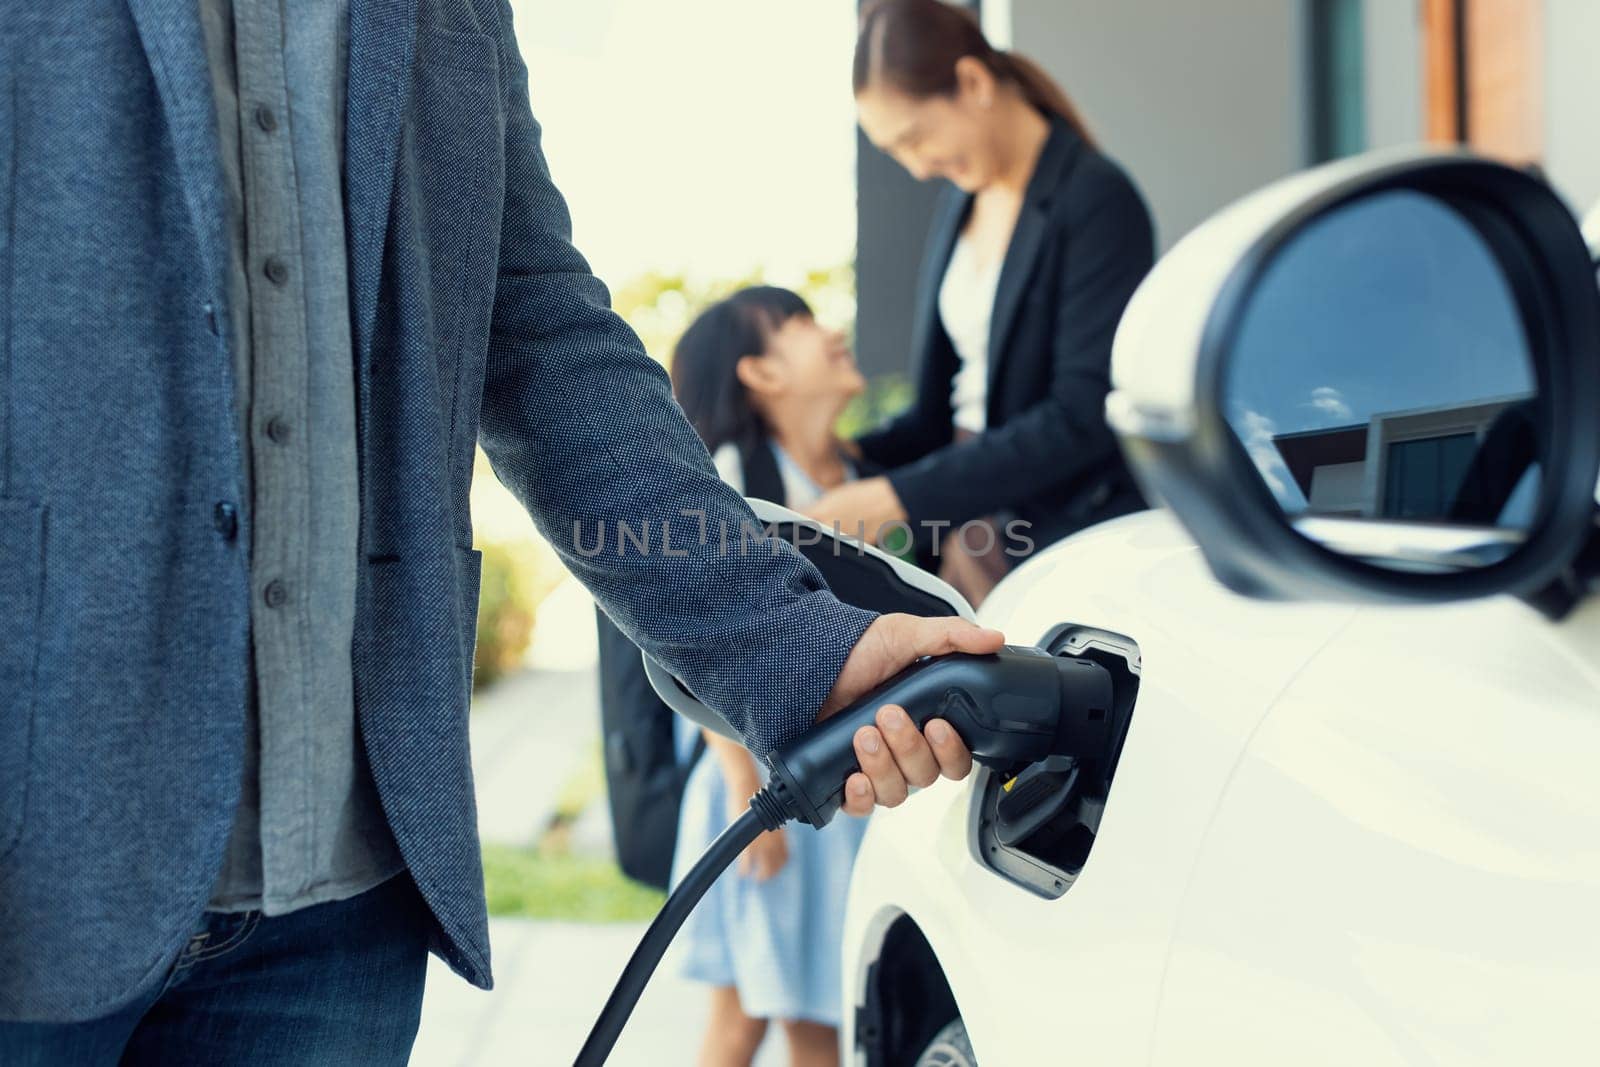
[668, 714, 869, 1026]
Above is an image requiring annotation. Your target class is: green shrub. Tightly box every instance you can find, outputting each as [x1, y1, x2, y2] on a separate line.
[473, 541, 542, 690]
[836, 372, 913, 439]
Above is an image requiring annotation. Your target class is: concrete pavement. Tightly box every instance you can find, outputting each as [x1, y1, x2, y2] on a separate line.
[412, 919, 788, 1066]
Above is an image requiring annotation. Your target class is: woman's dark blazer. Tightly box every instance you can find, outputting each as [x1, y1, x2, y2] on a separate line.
[856, 116, 1156, 555]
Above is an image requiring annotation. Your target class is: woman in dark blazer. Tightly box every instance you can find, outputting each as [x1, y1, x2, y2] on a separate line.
[806, 0, 1156, 604]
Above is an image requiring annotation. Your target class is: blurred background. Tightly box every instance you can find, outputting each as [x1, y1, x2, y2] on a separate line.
[417, 1, 1598, 1063]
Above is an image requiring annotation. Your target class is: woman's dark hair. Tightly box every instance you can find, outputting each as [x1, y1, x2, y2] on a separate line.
[670, 286, 813, 454]
[853, 0, 1094, 147]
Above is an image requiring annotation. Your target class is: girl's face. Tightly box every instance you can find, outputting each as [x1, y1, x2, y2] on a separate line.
[741, 314, 865, 414]
[855, 60, 1000, 192]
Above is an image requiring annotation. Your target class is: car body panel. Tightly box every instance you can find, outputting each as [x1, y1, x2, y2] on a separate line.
[1154, 593, 1600, 1065]
[842, 510, 1600, 1064]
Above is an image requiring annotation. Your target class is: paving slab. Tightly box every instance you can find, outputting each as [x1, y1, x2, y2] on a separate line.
[413, 920, 787, 1066]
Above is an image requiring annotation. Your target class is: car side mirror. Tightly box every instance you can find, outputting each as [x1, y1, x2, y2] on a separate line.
[644, 499, 976, 740]
[1107, 149, 1600, 614]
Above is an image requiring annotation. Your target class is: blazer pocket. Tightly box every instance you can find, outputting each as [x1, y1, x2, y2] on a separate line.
[413, 30, 502, 158]
[0, 497, 46, 860]
[416, 26, 498, 75]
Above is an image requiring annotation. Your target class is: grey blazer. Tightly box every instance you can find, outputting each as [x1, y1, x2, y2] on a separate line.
[0, 0, 872, 1021]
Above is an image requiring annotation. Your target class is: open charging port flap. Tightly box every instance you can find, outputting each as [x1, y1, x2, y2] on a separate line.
[974, 625, 1141, 899]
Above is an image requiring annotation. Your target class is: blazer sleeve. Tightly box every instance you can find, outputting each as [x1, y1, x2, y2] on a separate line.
[476, 4, 874, 754]
[884, 169, 1154, 528]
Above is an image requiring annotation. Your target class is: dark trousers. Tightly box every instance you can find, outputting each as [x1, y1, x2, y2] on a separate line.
[0, 873, 430, 1065]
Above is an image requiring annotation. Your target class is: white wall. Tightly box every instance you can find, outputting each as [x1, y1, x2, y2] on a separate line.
[992, 0, 1598, 242]
[1355, 0, 1600, 220]
[1544, 0, 1600, 219]
[986, 0, 1310, 251]
[1360, 0, 1422, 151]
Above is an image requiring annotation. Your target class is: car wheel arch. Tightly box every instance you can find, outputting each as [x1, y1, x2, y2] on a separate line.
[856, 914, 968, 1067]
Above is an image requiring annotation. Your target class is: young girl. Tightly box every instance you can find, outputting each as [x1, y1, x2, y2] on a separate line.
[668, 287, 871, 1067]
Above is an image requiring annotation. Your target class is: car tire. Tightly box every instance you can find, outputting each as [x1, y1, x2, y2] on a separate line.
[914, 1019, 977, 1067]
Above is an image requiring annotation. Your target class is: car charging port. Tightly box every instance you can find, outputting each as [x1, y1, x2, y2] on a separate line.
[975, 625, 1141, 898]
[994, 756, 1080, 847]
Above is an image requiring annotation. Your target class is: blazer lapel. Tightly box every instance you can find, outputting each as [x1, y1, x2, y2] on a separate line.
[984, 211, 1045, 394]
[125, 0, 228, 290]
[345, 0, 420, 367]
[909, 189, 970, 370]
[985, 118, 1084, 394]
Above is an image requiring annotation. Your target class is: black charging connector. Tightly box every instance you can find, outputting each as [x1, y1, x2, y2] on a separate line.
[575, 645, 1114, 1065]
[766, 646, 1114, 829]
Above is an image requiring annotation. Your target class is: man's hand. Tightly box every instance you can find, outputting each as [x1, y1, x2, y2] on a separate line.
[823, 614, 1005, 817]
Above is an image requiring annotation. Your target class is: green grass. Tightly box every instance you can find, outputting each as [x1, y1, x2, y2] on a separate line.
[482, 843, 665, 922]
[481, 744, 665, 922]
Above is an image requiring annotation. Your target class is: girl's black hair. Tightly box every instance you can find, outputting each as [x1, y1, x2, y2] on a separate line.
[670, 286, 813, 454]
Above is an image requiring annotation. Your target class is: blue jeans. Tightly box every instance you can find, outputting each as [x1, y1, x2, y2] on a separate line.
[0, 873, 429, 1065]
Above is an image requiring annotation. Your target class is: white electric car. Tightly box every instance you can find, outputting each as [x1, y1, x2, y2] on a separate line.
[832, 150, 1600, 1066]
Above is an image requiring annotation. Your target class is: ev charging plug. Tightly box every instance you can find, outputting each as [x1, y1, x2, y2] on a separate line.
[765, 644, 1115, 828]
[577, 644, 1115, 1065]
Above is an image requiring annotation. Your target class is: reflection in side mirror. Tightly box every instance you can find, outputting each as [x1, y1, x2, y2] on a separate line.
[1222, 190, 1542, 570]
[1108, 149, 1600, 612]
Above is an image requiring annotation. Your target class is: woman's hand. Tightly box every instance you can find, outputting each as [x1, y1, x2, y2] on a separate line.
[726, 773, 789, 881]
[802, 476, 908, 544]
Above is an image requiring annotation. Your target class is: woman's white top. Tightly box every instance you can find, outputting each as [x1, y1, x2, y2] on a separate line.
[939, 233, 1004, 435]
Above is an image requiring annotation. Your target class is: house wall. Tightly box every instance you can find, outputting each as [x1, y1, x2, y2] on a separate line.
[985, 0, 1311, 251]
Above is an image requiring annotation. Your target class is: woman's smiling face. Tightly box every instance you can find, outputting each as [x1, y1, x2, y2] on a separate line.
[855, 60, 1001, 192]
